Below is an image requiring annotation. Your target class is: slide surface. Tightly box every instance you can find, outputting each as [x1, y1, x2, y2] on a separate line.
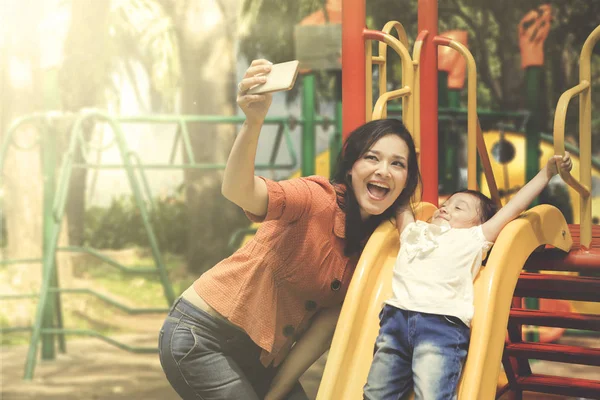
[316, 204, 572, 400]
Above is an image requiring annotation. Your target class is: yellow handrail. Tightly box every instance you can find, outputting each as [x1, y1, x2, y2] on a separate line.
[434, 37, 477, 190]
[364, 29, 414, 133]
[366, 40, 373, 121]
[372, 87, 412, 120]
[476, 119, 502, 208]
[553, 80, 591, 197]
[553, 24, 599, 249]
[379, 21, 410, 119]
[411, 30, 429, 161]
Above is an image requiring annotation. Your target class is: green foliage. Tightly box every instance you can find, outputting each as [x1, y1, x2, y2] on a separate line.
[84, 191, 188, 254]
[110, 0, 181, 112]
[59, 0, 181, 113]
[240, 0, 600, 126]
[240, 0, 325, 63]
[0, 211, 6, 248]
[239, 0, 339, 103]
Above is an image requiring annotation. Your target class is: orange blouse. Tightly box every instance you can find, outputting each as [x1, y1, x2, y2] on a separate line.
[194, 175, 358, 367]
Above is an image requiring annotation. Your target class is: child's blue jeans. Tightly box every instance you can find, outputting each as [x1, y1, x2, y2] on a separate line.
[363, 305, 470, 400]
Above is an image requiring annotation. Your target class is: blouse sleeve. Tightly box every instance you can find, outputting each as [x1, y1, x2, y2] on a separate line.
[244, 176, 334, 223]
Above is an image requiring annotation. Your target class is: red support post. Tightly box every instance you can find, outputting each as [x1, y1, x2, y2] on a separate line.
[342, 0, 366, 141]
[418, 0, 439, 205]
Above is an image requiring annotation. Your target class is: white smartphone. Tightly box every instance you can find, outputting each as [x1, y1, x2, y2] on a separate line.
[247, 60, 300, 94]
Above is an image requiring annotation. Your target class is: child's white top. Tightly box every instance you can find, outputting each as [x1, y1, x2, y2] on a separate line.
[386, 221, 493, 327]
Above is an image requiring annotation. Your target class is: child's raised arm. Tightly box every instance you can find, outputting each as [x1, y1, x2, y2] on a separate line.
[395, 205, 415, 236]
[482, 152, 572, 242]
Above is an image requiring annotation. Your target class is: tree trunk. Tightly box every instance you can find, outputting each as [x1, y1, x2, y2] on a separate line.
[168, 0, 247, 274]
[0, 1, 45, 325]
[60, 0, 111, 246]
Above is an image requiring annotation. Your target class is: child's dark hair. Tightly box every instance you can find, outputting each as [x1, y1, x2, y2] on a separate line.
[457, 189, 499, 223]
[331, 118, 421, 256]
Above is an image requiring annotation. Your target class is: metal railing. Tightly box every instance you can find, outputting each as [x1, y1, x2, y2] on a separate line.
[0, 109, 316, 379]
[552, 25, 599, 249]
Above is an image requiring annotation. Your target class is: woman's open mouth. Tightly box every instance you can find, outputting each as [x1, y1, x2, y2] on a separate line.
[367, 182, 390, 200]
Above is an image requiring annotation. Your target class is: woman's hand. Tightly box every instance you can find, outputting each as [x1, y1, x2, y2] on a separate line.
[237, 59, 273, 126]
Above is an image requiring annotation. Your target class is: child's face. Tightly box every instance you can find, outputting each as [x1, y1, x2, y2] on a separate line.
[431, 193, 481, 229]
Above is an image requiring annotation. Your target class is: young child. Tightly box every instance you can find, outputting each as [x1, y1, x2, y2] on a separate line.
[363, 152, 572, 400]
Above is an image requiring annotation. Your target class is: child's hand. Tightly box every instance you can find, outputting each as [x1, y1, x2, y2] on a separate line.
[547, 152, 573, 177]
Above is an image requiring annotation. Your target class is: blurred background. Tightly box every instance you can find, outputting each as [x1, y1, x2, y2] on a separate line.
[1, 0, 599, 398]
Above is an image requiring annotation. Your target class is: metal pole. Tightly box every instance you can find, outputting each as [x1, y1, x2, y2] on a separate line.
[438, 71, 453, 193]
[342, 0, 366, 141]
[302, 74, 316, 176]
[524, 62, 543, 345]
[418, 0, 439, 205]
[40, 126, 57, 361]
[330, 72, 343, 177]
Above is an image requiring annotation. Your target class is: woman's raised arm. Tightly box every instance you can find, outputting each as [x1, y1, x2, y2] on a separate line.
[221, 59, 274, 217]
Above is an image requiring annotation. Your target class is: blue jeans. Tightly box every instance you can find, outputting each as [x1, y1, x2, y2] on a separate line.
[363, 305, 470, 400]
[159, 297, 308, 400]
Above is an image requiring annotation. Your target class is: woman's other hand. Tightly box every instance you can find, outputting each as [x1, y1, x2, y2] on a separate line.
[237, 59, 273, 125]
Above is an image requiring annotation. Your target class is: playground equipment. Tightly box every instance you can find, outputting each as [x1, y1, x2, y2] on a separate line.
[317, 1, 600, 399]
[0, 109, 328, 379]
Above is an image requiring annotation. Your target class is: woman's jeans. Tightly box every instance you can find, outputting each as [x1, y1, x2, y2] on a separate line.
[159, 297, 308, 400]
[363, 305, 470, 400]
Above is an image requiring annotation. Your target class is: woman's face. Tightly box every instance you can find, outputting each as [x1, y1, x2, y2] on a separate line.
[350, 134, 410, 220]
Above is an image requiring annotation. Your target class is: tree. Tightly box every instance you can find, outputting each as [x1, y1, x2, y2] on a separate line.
[239, 0, 342, 103]
[60, 0, 181, 246]
[60, 0, 111, 246]
[0, 0, 48, 324]
[160, 0, 249, 274]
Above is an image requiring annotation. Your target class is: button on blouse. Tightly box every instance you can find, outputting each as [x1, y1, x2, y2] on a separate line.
[195, 176, 357, 367]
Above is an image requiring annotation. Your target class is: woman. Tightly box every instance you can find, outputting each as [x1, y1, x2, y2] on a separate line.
[158, 59, 421, 400]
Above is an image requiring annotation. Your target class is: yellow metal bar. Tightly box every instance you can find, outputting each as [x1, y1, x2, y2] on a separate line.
[380, 21, 409, 121]
[552, 80, 591, 198]
[435, 37, 477, 190]
[411, 30, 429, 165]
[553, 24, 599, 249]
[372, 87, 411, 120]
[577, 25, 599, 249]
[377, 38, 387, 118]
[381, 21, 409, 49]
[366, 40, 373, 122]
[475, 120, 501, 208]
[368, 30, 414, 132]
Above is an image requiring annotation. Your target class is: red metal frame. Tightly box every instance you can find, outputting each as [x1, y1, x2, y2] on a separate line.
[342, 0, 439, 204]
[342, 0, 366, 141]
[418, 0, 439, 205]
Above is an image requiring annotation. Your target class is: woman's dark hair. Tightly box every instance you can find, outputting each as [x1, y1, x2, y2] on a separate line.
[456, 189, 499, 223]
[331, 118, 421, 256]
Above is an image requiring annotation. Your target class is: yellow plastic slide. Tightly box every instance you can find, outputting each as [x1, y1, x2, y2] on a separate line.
[316, 204, 572, 400]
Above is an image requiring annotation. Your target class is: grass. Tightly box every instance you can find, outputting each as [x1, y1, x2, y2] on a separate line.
[1, 249, 198, 347]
